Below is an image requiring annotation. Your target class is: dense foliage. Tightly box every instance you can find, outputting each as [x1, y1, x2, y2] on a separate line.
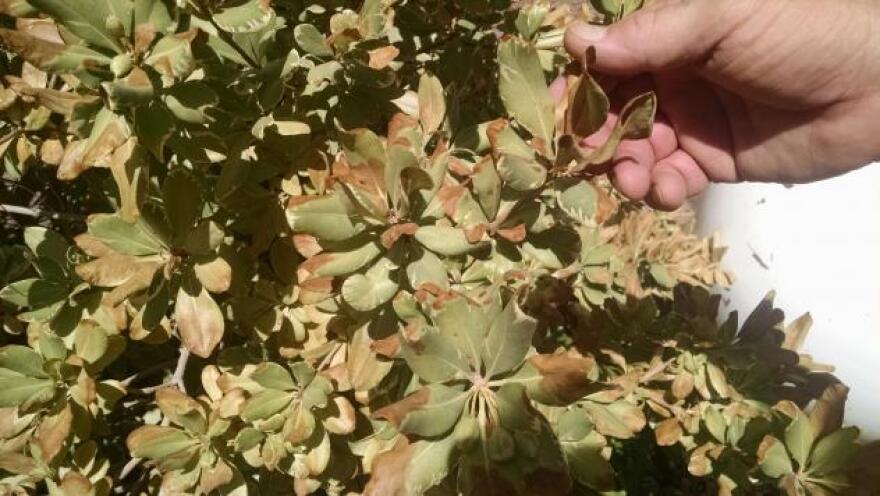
[0, 0, 877, 494]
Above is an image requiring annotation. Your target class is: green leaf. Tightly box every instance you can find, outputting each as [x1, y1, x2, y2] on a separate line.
[28, 0, 123, 53]
[758, 435, 794, 478]
[515, 4, 548, 40]
[294, 24, 333, 57]
[144, 31, 196, 79]
[0, 279, 68, 309]
[105, 67, 155, 108]
[555, 179, 597, 224]
[583, 401, 646, 439]
[406, 249, 449, 291]
[134, 0, 175, 35]
[0, 375, 55, 408]
[434, 297, 493, 370]
[162, 169, 203, 243]
[304, 242, 382, 278]
[649, 264, 675, 289]
[0, 345, 47, 378]
[342, 257, 399, 312]
[472, 158, 502, 221]
[495, 382, 536, 431]
[808, 427, 859, 476]
[73, 321, 109, 364]
[785, 411, 814, 469]
[24, 228, 70, 268]
[482, 299, 536, 377]
[497, 154, 547, 191]
[251, 362, 295, 391]
[126, 426, 200, 468]
[88, 214, 166, 256]
[213, 0, 275, 34]
[287, 195, 361, 242]
[241, 390, 294, 422]
[398, 384, 468, 438]
[163, 82, 218, 125]
[400, 331, 470, 383]
[704, 405, 726, 443]
[498, 39, 555, 146]
[415, 226, 486, 257]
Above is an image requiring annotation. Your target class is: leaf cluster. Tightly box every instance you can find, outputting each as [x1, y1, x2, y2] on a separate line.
[0, 1, 876, 495]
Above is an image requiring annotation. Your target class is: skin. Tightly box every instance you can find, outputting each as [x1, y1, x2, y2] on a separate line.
[563, 0, 880, 210]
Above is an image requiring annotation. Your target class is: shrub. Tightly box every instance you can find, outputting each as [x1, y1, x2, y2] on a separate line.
[0, 0, 876, 494]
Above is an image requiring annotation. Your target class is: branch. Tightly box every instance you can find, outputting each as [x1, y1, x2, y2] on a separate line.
[171, 346, 191, 394]
[0, 203, 84, 221]
[118, 457, 142, 481]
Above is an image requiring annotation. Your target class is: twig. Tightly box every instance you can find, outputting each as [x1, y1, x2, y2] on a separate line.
[171, 346, 191, 393]
[0, 203, 84, 221]
[1, 204, 40, 218]
[118, 457, 142, 481]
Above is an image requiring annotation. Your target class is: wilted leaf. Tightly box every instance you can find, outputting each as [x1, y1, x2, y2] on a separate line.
[175, 285, 224, 358]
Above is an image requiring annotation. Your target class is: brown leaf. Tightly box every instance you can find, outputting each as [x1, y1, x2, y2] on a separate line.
[565, 65, 609, 138]
[363, 438, 415, 496]
[372, 387, 430, 427]
[388, 113, 419, 145]
[465, 224, 487, 244]
[292, 233, 323, 258]
[75, 253, 146, 288]
[81, 118, 129, 169]
[324, 396, 357, 434]
[496, 224, 526, 243]
[671, 371, 695, 400]
[368, 45, 400, 69]
[35, 404, 72, 463]
[134, 23, 157, 55]
[39, 139, 64, 165]
[108, 138, 146, 222]
[0, 28, 67, 69]
[809, 383, 849, 438]
[200, 458, 234, 494]
[194, 257, 233, 293]
[655, 418, 683, 446]
[59, 472, 93, 495]
[528, 353, 597, 405]
[380, 223, 419, 249]
[175, 286, 225, 358]
[57, 140, 87, 180]
[372, 334, 401, 358]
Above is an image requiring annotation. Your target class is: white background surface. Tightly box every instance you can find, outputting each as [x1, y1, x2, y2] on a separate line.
[696, 165, 880, 439]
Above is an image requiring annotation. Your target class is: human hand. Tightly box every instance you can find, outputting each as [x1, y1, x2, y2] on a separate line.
[563, 0, 880, 210]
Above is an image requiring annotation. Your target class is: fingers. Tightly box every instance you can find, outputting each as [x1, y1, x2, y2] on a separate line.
[648, 163, 688, 210]
[564, 1, 719, 76]
[611, 139, 654, 200]
[609, 127, 707, 211]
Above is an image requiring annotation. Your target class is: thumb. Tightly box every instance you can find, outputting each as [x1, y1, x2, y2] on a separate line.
[564, 2, 720, 75]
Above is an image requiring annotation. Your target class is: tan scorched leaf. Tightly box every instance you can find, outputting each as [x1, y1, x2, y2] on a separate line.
[525, 353, 597, 405]
[175, 286, 224, 358]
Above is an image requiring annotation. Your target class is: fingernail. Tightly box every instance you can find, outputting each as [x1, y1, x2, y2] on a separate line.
[568, 21, 607, 44]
